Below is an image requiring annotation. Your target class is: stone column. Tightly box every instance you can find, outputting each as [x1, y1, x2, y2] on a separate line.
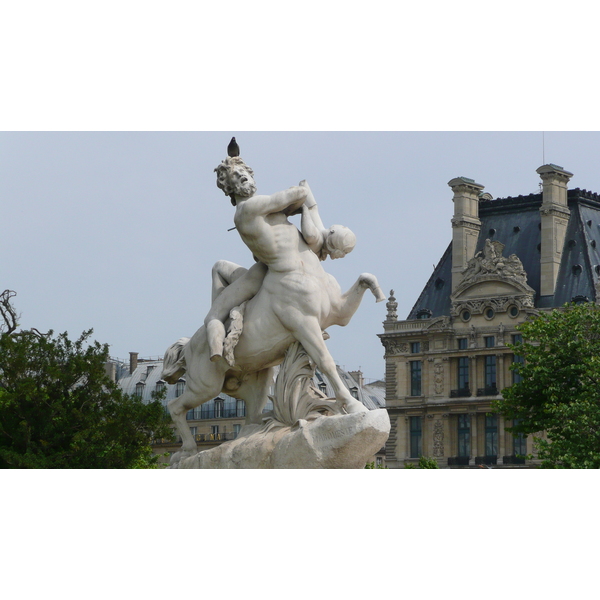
[469, 412, 478, 464]
[498, 416, 506, 465]
[537, 164, 573, 297]
[449, 176, 485, 291]
[496, 354, 505, 391]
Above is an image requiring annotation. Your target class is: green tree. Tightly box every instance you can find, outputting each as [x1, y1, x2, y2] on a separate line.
[494, 303, 600, 468]
[404, 456, 439, 469]
[0, 326, 171, 468]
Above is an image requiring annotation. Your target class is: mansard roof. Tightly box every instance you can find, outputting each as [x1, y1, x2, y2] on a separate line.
[408, 188, 600, 319]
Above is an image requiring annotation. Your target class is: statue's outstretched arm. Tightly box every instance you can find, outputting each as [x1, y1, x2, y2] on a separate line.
[243, 186, 307, 217]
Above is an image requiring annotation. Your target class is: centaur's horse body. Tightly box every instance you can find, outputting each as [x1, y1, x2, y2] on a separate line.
[163, 256, 384, 460]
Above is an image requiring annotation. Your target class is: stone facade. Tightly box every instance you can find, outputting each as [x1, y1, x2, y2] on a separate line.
[380, 163, 598, 468]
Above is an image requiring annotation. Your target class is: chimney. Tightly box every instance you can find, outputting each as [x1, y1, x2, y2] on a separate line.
[537, 164, 573, 297]
[449, 177, 485, 291]
[349, 369, 365, 388]
[129, 352, 139, 374]
[104, 361, 116, 383]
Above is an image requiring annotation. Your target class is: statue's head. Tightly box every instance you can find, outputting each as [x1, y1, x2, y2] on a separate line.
[325, 225, 356, 259]
[214, 157, 257, 204]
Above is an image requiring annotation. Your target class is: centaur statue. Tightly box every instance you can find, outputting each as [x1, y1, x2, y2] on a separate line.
[163, 145, 385, 465]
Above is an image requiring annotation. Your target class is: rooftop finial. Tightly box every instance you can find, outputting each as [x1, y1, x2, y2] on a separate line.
[386, 290, 398, 321]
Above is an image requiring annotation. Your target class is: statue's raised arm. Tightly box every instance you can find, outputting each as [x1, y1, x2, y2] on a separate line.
[298, 180, 356, 261]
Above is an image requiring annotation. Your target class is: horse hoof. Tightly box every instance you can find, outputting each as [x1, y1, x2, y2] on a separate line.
[374, 287, 386, 302]
[345, 400, 369, 414]
[170, 449, 196, 467]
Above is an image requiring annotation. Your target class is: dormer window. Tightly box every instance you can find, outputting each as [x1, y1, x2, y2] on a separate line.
[135, 382, 145, 397]
[214, 399, 224, 418]
[416, 309, 432, 319]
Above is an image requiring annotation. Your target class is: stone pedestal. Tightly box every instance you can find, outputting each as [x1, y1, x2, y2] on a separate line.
[173, 409, 390, 469]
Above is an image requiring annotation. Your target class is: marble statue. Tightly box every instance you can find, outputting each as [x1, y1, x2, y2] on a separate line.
[163, 146, 388, 468]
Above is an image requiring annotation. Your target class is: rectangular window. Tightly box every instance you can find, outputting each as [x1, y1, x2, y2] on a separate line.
[458, 338, 468, 350]
[236, 399, 246, 417]
[485, 336, 495, 348]
[458, 357, 469, 390]
[409, 416, 422, 458]
[214, 401, 223, 418]
[233, 424, 241, 437]
[411, 341, 421, 354]
[410, 360, 422, 396]
[485, 415, 498, 456]
[512, 419, 527, 456]
[457, 414, 470, 457]
[485, 355, 497, 389]
[211, 425, 219, 437]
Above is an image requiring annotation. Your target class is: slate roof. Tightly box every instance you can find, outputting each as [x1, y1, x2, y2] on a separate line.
[408, 189, 600, 319]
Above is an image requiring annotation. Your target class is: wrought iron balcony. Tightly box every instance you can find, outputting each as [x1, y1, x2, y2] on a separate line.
[447, 456, 470, 466]
[502, 455, 526, 465]
[475, 455, 497, 465]
[450, 388, 471, 398]
[194, 432, 237, 443]
[186, 407, 246, 420]
[152, 431, 239, 445]
[477, 386, 499, 396]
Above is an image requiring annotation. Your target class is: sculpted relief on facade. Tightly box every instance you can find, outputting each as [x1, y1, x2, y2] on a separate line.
[451, 239, 535, 318]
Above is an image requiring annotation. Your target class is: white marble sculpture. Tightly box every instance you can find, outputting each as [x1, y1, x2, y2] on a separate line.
[163, 145, 389, 468]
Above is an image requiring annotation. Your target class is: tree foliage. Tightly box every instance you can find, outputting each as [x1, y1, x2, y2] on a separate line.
[0, 326, 171, 468]
[494, 303, 600, 468]
[404, 456, 439, 469]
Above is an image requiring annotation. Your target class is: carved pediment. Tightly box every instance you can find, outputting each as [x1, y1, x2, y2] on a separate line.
[451, 239, 535, 316]
[461, 239, 529, 287]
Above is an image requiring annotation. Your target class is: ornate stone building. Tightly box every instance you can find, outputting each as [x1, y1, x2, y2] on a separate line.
[380, 164, 600, 468]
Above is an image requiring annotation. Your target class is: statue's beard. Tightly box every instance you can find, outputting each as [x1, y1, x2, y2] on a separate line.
[233, 180, 257, 198]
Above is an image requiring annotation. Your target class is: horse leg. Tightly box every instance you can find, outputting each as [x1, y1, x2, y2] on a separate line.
[168, 349, 228, 460]
[333, 273, 386, 326]
[235, 367, 275, 425]
[292, 317, 368, 414]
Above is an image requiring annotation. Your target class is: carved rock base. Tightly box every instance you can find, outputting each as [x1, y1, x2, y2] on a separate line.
[172, 409, 390, 469]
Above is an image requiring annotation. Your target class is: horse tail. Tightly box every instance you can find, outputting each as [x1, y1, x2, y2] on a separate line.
[162, 337, 190, 384]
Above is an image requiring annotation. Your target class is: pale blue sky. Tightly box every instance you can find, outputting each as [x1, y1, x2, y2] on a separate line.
[3, 131, 600, 380]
